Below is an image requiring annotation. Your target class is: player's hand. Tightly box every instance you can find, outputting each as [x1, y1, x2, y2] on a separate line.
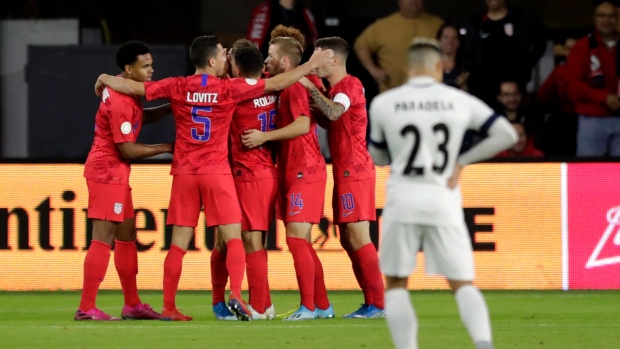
[94, 74, 106, 97]
[369, 67, 389, 85]
[606, 94, 620, 111]
[447, 162, 463, 189]
[309, 47, 335, 69]
[299, 77, 316, 90]
[242, 129, 267, 148]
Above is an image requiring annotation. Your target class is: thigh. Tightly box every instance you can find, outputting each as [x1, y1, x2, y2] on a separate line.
[200, 174, 242, 227]
[422, 224, 474, 281]
[576, 115, 610, 157]
[281, 180, 326, 224]
[333, 179, 376, 224]
[124, 186, 135, 219]
[379, 220, 422, 278]
[236, 177, 277, 232]
[167, 175, 202, 227]
[87, 180, 129, 223]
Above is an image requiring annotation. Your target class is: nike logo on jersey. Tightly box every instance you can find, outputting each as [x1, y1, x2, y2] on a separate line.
[342, 211, 353, 217]
[289, 211, 301, 216]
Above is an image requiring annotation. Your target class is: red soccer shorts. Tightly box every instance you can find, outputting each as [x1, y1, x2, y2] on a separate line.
[167, 174, 242, 227]
[277, 180, 326, 224]
[235, 177, 278, 232]
[332, 178, 377, 224]
[86, 180, 134, 223]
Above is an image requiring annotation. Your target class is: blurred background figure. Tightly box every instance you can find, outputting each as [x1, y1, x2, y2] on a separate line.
[247, 0, 318, 61]
[463, 0, 546, 106]
[354, 0, 443, 92]
[496, 122, 544, 157]
[437, 22, 469, 90]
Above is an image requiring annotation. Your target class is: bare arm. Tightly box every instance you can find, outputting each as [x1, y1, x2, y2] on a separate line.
[117, 142, 173, 159]
[142, 103, 172, 125]
[264, 48, 334, 92]
[241, 116, 310, 148]
[95, 74, 145, 97]
[299, 77, 345, 121]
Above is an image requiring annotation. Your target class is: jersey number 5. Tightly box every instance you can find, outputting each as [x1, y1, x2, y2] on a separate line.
[191, 106, 212, 142]
[401, 123, 450, 176]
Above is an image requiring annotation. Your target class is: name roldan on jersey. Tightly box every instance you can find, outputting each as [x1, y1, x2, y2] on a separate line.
[253, 95, 276, 108]
[186, 92, 219, 103]
[395, 100, 454, 112]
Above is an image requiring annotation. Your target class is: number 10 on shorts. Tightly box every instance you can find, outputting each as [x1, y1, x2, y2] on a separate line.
[341, 193, 355, 210]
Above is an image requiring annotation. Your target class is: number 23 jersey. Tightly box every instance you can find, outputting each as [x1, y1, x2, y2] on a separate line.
[369, 77, 496, 226]
[145, 75, 265, 175]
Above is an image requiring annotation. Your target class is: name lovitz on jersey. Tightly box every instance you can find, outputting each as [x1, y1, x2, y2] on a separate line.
[186, 92, 219, 103]
[395, 100, 454, 112]
[253, 95, 276, 108]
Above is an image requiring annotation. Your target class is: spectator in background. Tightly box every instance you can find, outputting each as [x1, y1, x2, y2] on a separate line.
[463, 0, 546, 106]
[354, 0, 443, 92]
[437, 23, 469, 90]
[497, 122, 544, 157]
[496, 80, 527, 123]
[247, 0, 318, 61]
[565, 1, 620, 157]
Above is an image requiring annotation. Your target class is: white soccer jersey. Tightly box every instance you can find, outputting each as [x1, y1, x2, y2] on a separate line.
[369, 76, 499, 226]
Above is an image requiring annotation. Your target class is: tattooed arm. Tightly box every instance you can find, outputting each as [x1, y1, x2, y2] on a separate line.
[299, 77, 346, 121]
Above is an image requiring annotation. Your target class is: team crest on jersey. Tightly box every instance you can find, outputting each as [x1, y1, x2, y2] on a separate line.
[113, 203, 123, 214]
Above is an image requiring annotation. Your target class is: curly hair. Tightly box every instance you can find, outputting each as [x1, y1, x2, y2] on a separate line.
[268, 25, 305, 66]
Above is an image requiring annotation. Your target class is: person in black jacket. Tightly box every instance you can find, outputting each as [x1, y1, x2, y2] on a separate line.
[462, 0, 546, 106]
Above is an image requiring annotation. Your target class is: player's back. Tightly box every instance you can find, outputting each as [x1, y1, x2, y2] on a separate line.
[328, 75, 374, 183]
[230, 92, 277, 180]
[145, 74, 265, 175]
[84, 87, 142, 185]
[371, 77, 491, 226]
[277, 82, 326, 185]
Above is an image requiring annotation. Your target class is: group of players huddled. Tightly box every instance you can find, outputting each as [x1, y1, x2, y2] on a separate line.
[78, 25, 385, 322]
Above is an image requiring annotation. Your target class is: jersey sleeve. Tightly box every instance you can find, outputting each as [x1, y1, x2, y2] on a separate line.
[368, 97, 386, 147]
[467, 95, 500, 135]
[288, 84, 311, 119]
[230, 78, 266, 102]
[109, 98, 140, 144]
[144, 77, 180, 101]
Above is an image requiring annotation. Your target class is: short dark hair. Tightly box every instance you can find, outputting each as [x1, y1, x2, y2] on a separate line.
[115, 41, 150, 70]
[436, 22, 460, 40]
[233, 45, 264, 78]
[314, 36, 349, 60]
[189, 36, 220, 68]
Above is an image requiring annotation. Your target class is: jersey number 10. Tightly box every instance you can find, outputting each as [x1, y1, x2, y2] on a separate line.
[401, 123, 449, 176]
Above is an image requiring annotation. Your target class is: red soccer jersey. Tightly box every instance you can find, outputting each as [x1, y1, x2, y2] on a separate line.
[145, 75, 265, 175]
[230, 92, 278, 180]
[276, 82, 326, 185]
[328, 75, 375, 183]
[83, 86, 142, 185]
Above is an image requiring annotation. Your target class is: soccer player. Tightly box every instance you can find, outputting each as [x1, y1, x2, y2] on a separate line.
[368, 38, 517, 349]
[210, 39, 277, 321]
[298, 36, 385, 319]
[95, 35, 334, 321]
[77, 41, 174, 321]
[242, 25, 334, 321]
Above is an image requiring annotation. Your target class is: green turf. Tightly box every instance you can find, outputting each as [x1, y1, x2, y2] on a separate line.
[0, 290, 618, 348]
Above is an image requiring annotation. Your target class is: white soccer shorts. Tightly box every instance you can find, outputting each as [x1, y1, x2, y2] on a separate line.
[380, 220, 475, 281]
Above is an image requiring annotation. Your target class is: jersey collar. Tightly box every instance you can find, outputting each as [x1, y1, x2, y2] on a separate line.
[406, 76, 436, 88]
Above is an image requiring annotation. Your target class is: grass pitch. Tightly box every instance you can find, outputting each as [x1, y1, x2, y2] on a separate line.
[0, 290, 618, 348]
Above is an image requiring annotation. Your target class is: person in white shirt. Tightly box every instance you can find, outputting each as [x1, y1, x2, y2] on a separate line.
[368, 38, 518, 349]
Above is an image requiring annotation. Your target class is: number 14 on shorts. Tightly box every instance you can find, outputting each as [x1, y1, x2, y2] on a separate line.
[289, 193, 303, 216]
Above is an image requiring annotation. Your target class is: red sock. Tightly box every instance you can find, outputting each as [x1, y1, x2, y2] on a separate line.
[79, 240, 111, 311]
[226, 239, 246, 298]
[246, 250, 267, 313]
[340, 232, 373, 305]
[307, 242, 330, 310]
[114, 240, 141, 307]
[210, 248, 228, 305]
[356, 243, 385, 309]
[286, 237, 315, 311]
[163, 244, 186, 311]
[263, 249, 272, 307]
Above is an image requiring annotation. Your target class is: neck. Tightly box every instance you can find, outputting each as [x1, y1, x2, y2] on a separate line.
[195, 67, 217, 77]
[600, 31, 618, 42]
[279, 0, 294, 10]
[121, 72, 131, 79]
[487, 7, 508, 20]
[400, 10, 422, 19]
[408, 71, 439, 81]
[326, 66, 347, 86]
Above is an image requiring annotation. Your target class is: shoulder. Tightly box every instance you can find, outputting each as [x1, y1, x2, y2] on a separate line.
[370, 12, 402, 28]
[420, 12, 444, 25]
